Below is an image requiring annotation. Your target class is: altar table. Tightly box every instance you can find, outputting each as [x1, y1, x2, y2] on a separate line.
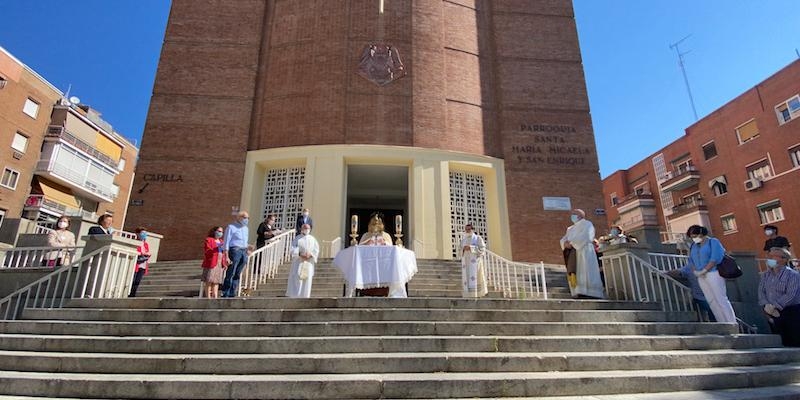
[332, 245, 418, 298]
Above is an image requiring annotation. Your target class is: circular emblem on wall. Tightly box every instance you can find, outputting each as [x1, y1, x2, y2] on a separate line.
[357, 44, 406, 86]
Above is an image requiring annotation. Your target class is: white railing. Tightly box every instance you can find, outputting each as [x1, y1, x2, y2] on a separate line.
[481, 250, 548, 300]
[601, 252, 696, 312]
[320, 237, 342, 259]
[0, 246, 84, 269]
[648, 252, 689, 273]
[113, 230, 139, 240]
[237, 230, 296, 296]
[33, 225, 55, 235]
[0, 244, 139, 320]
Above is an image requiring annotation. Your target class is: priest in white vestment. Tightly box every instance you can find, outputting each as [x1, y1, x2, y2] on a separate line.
[460, 223, 488, 298]
[286, 224, 319, 298]
[359, 214, 393, 246]
[559, 209, 605, 299]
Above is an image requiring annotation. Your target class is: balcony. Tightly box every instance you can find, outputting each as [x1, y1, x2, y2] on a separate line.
[46, 126, 119, 170]
[616, 192, 655, 214]
[35, 158, 117, 203]
[24, 195, 97, 221]
[660, 166, 700, 192]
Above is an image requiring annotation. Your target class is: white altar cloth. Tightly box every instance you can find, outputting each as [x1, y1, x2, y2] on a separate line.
[333, 245, 418, 298]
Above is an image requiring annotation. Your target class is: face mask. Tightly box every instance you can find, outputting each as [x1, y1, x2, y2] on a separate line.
[466, 231, 473, 236]
[610, 229, 620, 235]
[301, 229, 310, 235]
[107, 227, 114, 234]
[766, 259, 780, 269]
[138, 232, 148, 241]
[570, 215, 579, 224]
[214, 231, 223, 239]
[57, 221, 68, 229]
[691, 237, 703, 244]
[765, 230, 775, 236]
[303, 212, 309, 217]
[241, 218, 249, 226]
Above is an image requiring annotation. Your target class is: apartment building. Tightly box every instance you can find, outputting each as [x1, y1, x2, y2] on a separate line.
[602, 59, 800, 254]
[0, 46, 137, 243]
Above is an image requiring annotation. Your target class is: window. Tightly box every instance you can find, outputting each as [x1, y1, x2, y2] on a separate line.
[610, 192, 619, 206]
[776, 95, 800, 125]
[118, 158, 126, 172]
[0, 209, 5, 227]
[702, 142, 718, 160]
[735, 119, 759, 143]
[746, 159, 773, 181]
[0, 77, 7, 89]
[22, 98, 39, 118]
[672, 158, 694, 175]
[712, 181, 728, 196]
[11, 132, 28, 153]
[790, 145, 800, 168]
[682, 192, 703, 207]
[0, 168, 20, 190]
[758, 200, 785, 224]
[721, 214, 737, 233]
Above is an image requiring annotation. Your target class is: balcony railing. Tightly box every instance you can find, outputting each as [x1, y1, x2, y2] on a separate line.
[668, 202, 708, 220]
[46, 126, 119, 170]
[660, 166, 700, 191]
[24, 195, 98, 221]
[36, 160, 117, 201]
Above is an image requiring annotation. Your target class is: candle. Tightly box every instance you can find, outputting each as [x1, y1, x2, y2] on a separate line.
[351, 215, 358, 231]
[395, 215, 402, 232]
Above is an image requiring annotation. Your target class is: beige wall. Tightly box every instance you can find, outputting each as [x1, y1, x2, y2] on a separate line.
[242, 144, 512, 259]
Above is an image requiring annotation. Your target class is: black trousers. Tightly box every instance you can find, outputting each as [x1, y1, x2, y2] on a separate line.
[770, 304, 800, 347]
[129, 269, 146, 297]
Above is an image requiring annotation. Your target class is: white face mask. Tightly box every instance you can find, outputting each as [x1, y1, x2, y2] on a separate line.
[301, 229, 310, 235]
[765, 229, 775, 236]
[57, 221, 68, 229]
[303, 212, 309, 217]
[691, 237, 703, 244]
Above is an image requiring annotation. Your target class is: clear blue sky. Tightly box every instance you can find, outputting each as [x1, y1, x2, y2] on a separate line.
[1, 1, 798, 178]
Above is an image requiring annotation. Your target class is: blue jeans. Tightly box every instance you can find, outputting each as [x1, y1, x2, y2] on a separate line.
[694, 298, 716, 322]
[222, 248, 247, 297]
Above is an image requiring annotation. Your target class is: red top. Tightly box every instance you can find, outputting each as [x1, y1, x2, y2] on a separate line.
[202, 237, 224, 268]
[135, 241, 150, 274]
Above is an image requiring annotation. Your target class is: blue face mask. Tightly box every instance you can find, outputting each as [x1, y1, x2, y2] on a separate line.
[241, 218, 249, 226]
[214, 231, 223, 239]
[610, 229, 620, 235]
[138, 232, 148, 241]
[570, 215, 580, 224]
[766, 259, 780, 269]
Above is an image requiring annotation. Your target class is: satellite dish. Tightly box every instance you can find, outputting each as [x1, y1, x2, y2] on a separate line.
[69, 96, 81, 105]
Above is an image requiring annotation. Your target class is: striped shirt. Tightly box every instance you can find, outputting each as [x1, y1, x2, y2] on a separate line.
[223, 222, 249, 251]
[758, 266, 800, 311]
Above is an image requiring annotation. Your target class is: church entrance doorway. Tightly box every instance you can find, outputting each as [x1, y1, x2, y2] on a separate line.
[345, 165, 408, 248]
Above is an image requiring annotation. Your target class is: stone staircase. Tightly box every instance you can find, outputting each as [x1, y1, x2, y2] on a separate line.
[136, 258, 572, 299]
[1, 297, 800, 398]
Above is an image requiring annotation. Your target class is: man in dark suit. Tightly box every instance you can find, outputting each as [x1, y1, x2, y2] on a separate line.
[88, 214, 114, 235]
[295, 208, 313, 234]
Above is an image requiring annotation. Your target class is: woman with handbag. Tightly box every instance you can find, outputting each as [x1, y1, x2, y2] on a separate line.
[685, 225, 737, 323]
[201, 226, 227, 298]
[45, 216, 76, 267]
[129, 227, 152, 297]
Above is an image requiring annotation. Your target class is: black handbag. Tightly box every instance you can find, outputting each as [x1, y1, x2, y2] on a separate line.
[717, 254, 742, 279]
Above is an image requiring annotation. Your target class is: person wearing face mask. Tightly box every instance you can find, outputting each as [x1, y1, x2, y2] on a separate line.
[758, 247, 800, 346]
[221, 211, 252, 297]
[685, 225, 737, 324]
[88, 214, 114, 235]
[763, 225, 791, 255]
[286, 223, 319, 298]
[256, 214, 281, 249]
[559, 209, 605, 299]
[460, 223, 487, 298]
[45, 216, 76, 267]
[295, 208, 314, 234]
[129, 227, 152, 297]
[201, 226, 227, 299]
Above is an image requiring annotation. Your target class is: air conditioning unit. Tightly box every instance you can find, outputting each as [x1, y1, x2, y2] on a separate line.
[744, 178, 762, 191]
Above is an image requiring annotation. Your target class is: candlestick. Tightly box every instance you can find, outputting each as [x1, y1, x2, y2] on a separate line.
[395, 215, 402, 233]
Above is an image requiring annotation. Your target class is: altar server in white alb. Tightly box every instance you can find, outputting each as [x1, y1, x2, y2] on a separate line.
[286, 224, 319, 298]
[460, 223, 488, 298]
[560, 209, 605, 299]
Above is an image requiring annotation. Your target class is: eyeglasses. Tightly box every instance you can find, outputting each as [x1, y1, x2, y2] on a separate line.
[215, 230, 223, 233]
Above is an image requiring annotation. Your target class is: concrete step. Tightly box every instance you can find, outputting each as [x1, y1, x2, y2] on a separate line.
[0, 334, 779, 354]
[19, 308, 699, 323]
[0, 320, 738, 337]
[2, 348, 798, 375]
[1, 363, 799, 399]
[66, 297, 663, 311]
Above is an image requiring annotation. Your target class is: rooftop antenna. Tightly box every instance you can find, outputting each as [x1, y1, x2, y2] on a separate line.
[795, 48, 800, 59]
[670, 34, 699, 121]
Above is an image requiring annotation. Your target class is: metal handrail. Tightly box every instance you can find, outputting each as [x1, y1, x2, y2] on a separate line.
[481, 250, 548, 300]
[0, 244, 139, 320]
[0, 246, 84, 269]
[320, 237, 342, 259]
[648, 252, 689, 272]
[237, 230, 296, 296]
[601, 252, 695, 312]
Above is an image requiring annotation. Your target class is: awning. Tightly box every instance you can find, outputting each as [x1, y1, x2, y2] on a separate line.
[707, 175, 727, 189]
[38, 179, 80, 209]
